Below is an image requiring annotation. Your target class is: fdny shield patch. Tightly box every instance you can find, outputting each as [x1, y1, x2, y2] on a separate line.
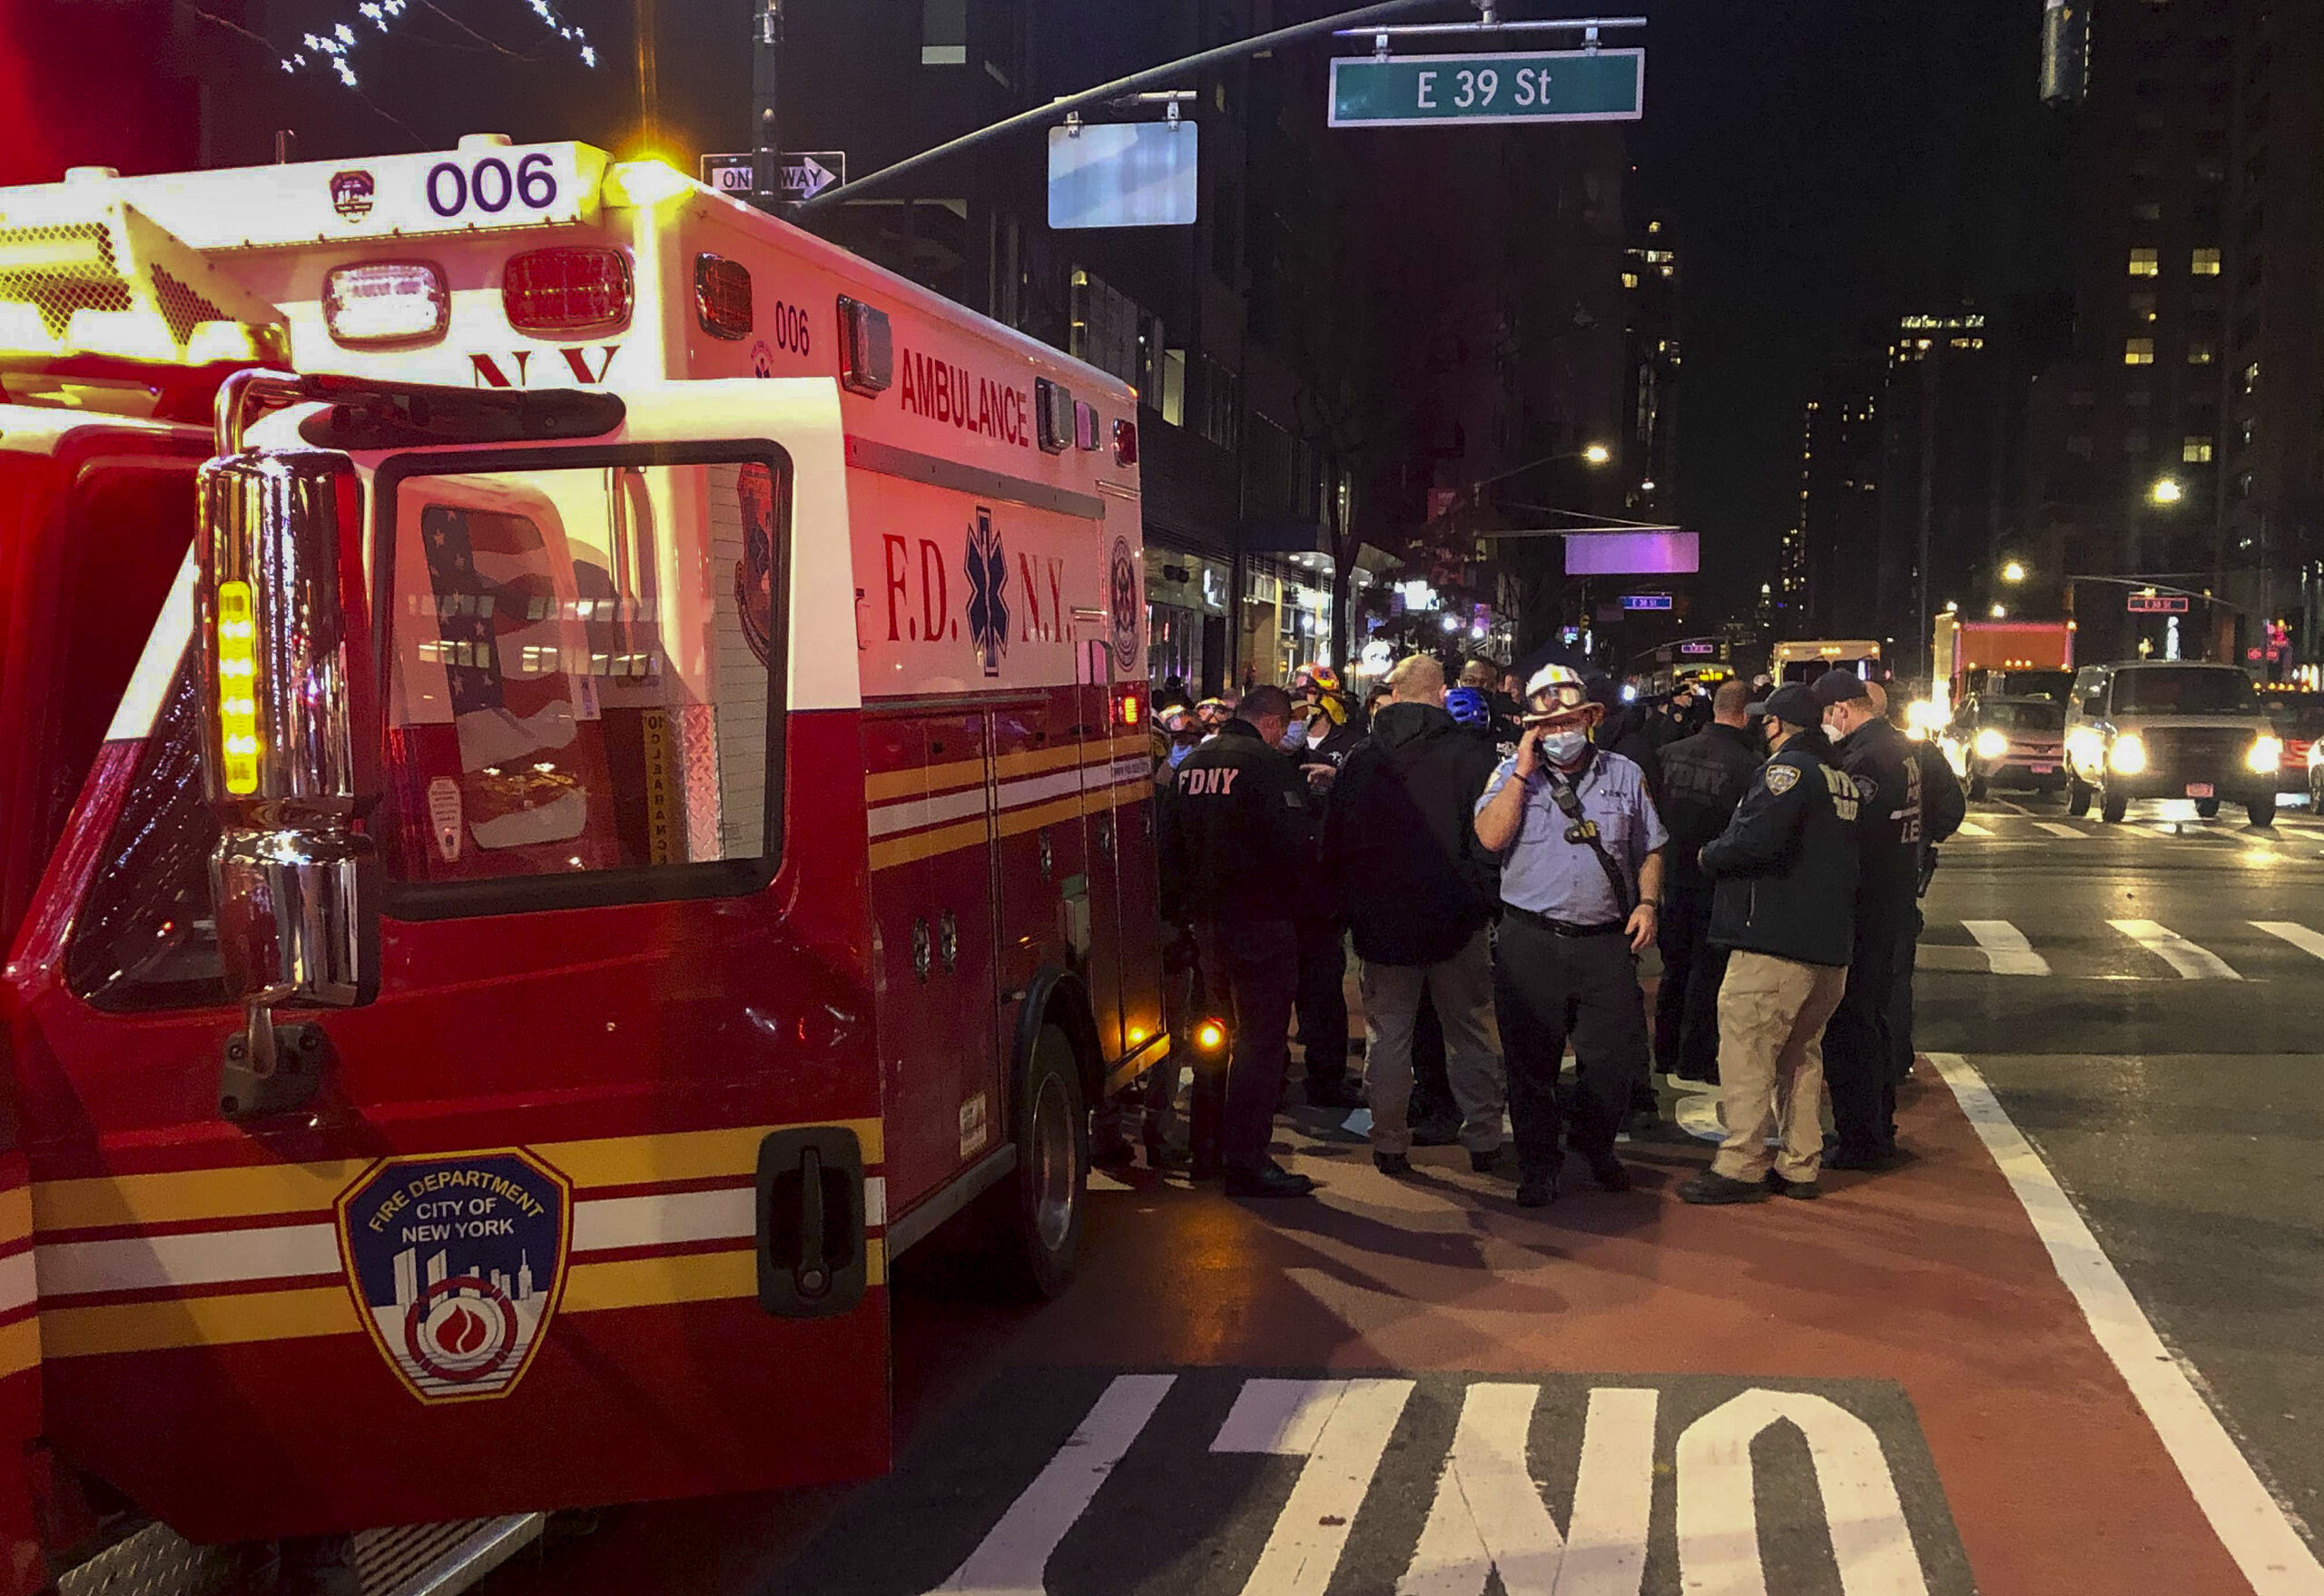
[335, 1149, 571, 1404]
[1764, 764, 1800, 795]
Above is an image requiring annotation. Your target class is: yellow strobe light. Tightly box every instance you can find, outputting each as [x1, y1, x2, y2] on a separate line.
[215, 580, 261, 794]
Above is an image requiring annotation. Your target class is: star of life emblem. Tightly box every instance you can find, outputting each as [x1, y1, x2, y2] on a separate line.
[964, 507, 1009, 678]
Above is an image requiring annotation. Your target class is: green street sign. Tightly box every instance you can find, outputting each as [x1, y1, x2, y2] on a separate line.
[1328, 47, 1644, 128]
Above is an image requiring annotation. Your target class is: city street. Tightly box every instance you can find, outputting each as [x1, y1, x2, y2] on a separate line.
[482, 791, 2324, 1596]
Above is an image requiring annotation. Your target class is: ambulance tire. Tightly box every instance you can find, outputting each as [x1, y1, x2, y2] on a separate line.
[980, 1021, 1089, 1301]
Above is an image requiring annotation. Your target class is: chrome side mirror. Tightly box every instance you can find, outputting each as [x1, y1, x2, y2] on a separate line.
[195, 425, 379, 1112]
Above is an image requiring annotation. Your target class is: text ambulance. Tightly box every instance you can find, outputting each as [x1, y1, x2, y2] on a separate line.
[0, 136, 1163, 1592]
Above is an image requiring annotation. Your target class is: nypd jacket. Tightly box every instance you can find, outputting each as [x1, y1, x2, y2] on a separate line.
[1160, 720, 1314, 925]
[1655, 722, 1762, 892]
[1829, 715, 1924, 912]
[1699, 731, 1861, 969]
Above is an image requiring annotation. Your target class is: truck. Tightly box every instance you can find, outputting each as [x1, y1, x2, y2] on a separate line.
[1930, 614, 2075, 714]
[0, 136, 1166, 1593]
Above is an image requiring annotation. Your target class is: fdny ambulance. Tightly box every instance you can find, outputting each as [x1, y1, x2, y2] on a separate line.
[0, 137, 1164, 1592]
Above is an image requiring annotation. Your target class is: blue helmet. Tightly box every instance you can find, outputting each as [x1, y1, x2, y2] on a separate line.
[1444, 686, 1492, 729]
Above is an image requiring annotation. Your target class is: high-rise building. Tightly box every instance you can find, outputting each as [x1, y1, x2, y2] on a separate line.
[2219, 0, 2324, 668]
[392, 1247, 419, 1311]
[1878, 313, 2004, 658]
[1622, 214, 1682, 521]
[1791, 357, 1886, 638]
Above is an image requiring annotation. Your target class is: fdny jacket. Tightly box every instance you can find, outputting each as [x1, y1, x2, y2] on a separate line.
[1699, 731, 1861, 969]
[1159, 719, 1314, 925]
[1655, 722, 1763, 891]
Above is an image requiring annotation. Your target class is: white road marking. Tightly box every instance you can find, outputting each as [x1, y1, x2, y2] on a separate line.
[2252, 921, 2324, 963]
[2034, 821, 2086, 839]
[1954, 819, 1994, 837]
[1218, 1377, 1415, 1596]
[1677, 1389, 1927, 1596]
[1399, 1384, 1655, 1596]
[931, 1373, 1176, 1595]
[1930, 1054, 2324, 1596]
[1087, 1170, 1133, 1193]
[1961, 920, 2052, 977]
[2107, 918, 2243, 980]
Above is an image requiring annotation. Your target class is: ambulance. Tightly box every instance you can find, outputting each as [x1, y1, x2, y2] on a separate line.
[0, 136, 1166, 1592]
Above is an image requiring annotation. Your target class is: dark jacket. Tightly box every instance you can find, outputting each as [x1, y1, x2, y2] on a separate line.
[1322, 702, 1502, 965]
[1914, 738, 1966, 845]
[1297, 711, 1368, 773]
[1159, 720, 1312, 925]
[1657, 722, 1763, 891]
[1830, 715, 1925, 913]
[1700, 730, 1861, 968]
[1594, 703, 1663, 795]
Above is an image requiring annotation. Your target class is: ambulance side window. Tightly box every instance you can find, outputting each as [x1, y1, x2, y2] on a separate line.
[377, 448, 788, 914]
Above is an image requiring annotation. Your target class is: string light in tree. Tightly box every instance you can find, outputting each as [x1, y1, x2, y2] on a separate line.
[278, 0, 595, 89]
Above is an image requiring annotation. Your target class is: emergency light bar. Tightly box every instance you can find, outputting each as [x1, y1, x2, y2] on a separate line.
[837, 296, 893, 396]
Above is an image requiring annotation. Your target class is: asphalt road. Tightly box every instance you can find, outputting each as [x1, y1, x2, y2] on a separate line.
[1920, 785, 2324, 1541]
[483, 785, 2324, 1596]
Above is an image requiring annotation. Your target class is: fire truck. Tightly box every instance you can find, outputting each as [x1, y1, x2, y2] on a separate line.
[0, 136, 1165, 1592]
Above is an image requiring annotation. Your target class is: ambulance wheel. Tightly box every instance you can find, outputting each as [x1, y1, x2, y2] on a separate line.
[985, 1021, 1088, 1300]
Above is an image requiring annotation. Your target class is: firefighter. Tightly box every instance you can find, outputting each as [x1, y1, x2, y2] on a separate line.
[1286, 663, 1366, 1110]
[1159, 683, 1319, 1197]
[1474, 663, 1667, 1207]
[1651, 678, 1763, 1084]
[1814, 670, 1922, 1169]
[1678, 682, 1861, 1204]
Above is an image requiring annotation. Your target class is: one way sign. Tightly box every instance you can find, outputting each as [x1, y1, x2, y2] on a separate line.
[776, 151, 846, 202]
[697, 150, 848, 205]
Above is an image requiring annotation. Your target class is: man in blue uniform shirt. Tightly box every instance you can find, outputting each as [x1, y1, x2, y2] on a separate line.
[1474, 663, 1667, 1207]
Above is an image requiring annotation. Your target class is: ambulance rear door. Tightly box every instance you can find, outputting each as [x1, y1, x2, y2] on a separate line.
[5, 379, 890, 1542]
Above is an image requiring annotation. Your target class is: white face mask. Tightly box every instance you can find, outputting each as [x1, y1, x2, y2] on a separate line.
[1541, 728, 1590, 764]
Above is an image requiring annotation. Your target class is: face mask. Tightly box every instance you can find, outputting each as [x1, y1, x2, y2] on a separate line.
[1541, 728, 1589, 764]
[1279, 724, 1308, 751]
[1167, 743, 1194, 769]
[1823, 715, 1845, 742]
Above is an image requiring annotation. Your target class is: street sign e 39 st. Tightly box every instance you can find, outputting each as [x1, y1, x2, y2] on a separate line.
[1329, 47, 1644, 127]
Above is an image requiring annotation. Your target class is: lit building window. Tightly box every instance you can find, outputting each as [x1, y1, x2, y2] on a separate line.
[1621, 271, 1640, 289]
[2183, 436, 2214, 463]
[2241, 360, 2260, 395]
[2129, 247, 2161, 276]
[2124, 338, 2155, 365]
[2188, 340, 2216, 365]
[2128, 291, 2158, 324]
[2191, 247, 2222, 275]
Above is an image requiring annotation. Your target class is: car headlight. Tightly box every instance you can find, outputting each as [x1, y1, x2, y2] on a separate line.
[1972, 728, 2009, 762]
[2109, 734, 2147, 774]
[2249, 735, 2284, 774]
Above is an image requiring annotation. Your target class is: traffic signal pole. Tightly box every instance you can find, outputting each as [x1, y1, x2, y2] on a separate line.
[792, 0, 1464, 217]
[752, 0, 783, 206]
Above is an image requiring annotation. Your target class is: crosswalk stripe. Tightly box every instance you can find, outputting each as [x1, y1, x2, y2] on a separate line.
[2034, 822, 2085, 839]
[2251, 921, 2324, 962]
[1961, 920, 2051, 976]
[2107, 918, 2243, 980]
[1954, 820, 1994, 837]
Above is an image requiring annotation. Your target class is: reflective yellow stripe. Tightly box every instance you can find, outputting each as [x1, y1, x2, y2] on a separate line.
[42, 1286, 358, 1358]
[0, 1182, 34, 1249]
[867, 815, 989, 871]
[993, 743, 1095, 780]
[0, 1316, 38, 1380]
[864, 754, 985, 803]
[34, 1119, 885, 1232]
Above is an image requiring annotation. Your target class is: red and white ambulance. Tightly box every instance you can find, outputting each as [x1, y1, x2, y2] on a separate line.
[0, 136, 1165, 1591]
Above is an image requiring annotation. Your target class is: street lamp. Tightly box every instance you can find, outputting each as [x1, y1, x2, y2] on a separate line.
[1583, 443, 1611, 466]
[2001, 559, 2027, 584]
[2150, 477, 2185, 506]
[1989, 603, 2007, 618]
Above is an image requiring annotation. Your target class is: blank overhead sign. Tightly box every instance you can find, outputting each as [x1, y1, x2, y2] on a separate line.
[1048, 123, 1200, 229]
[1565, 531, 1699, 576]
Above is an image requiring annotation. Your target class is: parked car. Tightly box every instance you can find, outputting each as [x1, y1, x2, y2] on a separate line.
[1943, 694, 2067, 798]
[2063, 661, 2280, 825]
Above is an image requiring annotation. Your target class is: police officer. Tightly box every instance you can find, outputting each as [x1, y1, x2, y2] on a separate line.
[1474, 663, 1668, 1207]
[1159, 684, 1318, 1197]
[1871, 682, 1964, 1085]
[1814, 671, 1921, 1168]
[1287, 665, 1366, 1109]
[1678, 682, 1861, 1204]
[1651, 678, 1763, 1084]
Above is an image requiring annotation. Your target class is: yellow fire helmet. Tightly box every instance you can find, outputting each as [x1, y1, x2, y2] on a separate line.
[1293, 663, 1348, 725]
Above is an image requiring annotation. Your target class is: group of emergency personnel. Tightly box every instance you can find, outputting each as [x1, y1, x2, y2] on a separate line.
[1147, 645, 1962, 1207]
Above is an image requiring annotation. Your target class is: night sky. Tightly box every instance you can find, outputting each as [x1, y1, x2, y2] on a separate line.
[25, 0, 2069, 619]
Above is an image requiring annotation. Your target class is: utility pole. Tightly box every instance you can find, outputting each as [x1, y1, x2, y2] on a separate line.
[752, 0, 783, 208]
[1915, 349, 1938, 681]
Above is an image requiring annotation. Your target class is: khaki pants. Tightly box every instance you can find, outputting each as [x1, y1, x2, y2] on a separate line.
[1710, 951, 1849, 1183]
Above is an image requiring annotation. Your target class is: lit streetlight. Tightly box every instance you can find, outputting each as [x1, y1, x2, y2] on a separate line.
[2001, 559, 2027, 584]
[2150, 477, 2185, 506]
[1583, 443, 1612, 466]
[1989, 603, 2007, 619]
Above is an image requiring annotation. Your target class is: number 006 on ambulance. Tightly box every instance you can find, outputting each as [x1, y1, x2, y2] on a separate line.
[0, 136, 1163, 1586]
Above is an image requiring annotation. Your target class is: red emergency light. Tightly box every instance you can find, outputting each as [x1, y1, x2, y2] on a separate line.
[694, 253, 752, 340]
[1112, 418, 1138, 468]
[503, 247, 632, 337]
[1112, 680, 1147, 730]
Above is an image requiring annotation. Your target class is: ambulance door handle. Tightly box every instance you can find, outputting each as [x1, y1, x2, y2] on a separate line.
[939, 909, 960, 975]
[911, 918, 932, 983]
[795, 1148, 830, 1297]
